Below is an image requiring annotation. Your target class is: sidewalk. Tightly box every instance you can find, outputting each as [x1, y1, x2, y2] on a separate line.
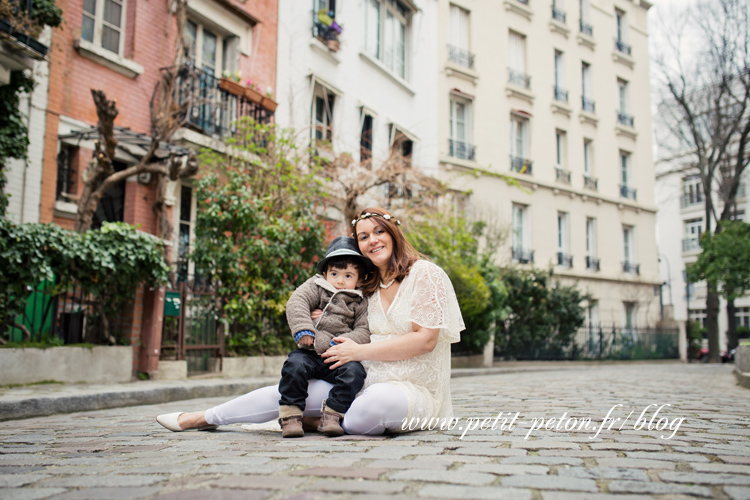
[0, 360, 681, 421]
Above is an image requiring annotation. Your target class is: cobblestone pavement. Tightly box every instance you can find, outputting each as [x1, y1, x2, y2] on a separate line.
[1, 362, 749, 500]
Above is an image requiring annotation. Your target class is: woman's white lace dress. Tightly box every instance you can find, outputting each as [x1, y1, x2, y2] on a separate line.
[362, 260, 465, 423]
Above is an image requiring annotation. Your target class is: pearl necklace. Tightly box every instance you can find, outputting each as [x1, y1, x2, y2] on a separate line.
[380, 279, 396, 289]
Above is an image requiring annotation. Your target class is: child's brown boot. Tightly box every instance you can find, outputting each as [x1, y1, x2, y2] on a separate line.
[317, 400, 345, 436]
[279, 405, 304, 438]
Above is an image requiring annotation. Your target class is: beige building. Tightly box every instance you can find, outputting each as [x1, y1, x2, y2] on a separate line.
[437, 0, 661, 329]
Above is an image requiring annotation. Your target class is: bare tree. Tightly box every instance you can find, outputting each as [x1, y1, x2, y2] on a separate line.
[75, 0, 199, 236]
[653, 0, 750, 362]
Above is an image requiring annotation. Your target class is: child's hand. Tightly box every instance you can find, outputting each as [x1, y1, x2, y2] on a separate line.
[299, 335, 314, 347]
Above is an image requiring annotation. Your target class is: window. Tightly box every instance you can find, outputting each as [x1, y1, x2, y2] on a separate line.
[683, 218, 703, 251]
[557, 212, 570, 267]
[619, 151, 636, 199]
[55, 145, 77, 202]
[583, 139, 593, 174]
[617, 79, 633, 126]
[554, 50, 566, 101]
[364, 0, 410, 79]
[586, 217, 598, 270]
[449, 94, 474, 160]
[587, 300, 599, 327]
[510, 114, 530, 160]
[555, 130, 566, 167]
[622, 225, 636, 272]
[735, 307, 750, 329]
[615, 9, 627, 42]
[508, 31, 528, 87]
[689, 308, 707, 329]
[449, 4, 472, 67]
[512, 204, 532, 262]
[389, 125, 413, 166]
[581, 62, 594, 111]
[360, 112, 374, 163]
[313, 84, 336, 142]
[681, 174, 703, 207]
[81, 0, 126, 54]
[624, 302, 637, 332]
[92, 161, 127, 230]
[579, 0, 592, 34]
[177, 186, 193, 283]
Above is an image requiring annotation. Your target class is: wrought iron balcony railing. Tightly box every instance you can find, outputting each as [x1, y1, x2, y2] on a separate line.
[582, 96, 596, 113]
[584, 175, 598, 190]
[552, 6, 566, 23]
[579, 19, 593, 36]
[554, 86, 569, 103]
[682, 238, 701, 252]
[510, 156, 533, 175]
[617, 112, 634, 127]
[557, 252, 573, 267]
[680, 192, 704, 208]
[615, 38, 632, 56]
[513, 247, 535, 263]
[448, 139, 476, 161]
[620, 184, 637, 200]
[448, 44, 475, 69]
[508, 68, 531, 89]
[556, 167, 571, 183]
[586, 256, 600, 271]
[179, 71, 274, 139]
[622, 261, 640, 275]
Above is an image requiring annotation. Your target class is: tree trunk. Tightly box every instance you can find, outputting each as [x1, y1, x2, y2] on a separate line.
[706, 287, 721, 362]
[727, 299, 738, 351]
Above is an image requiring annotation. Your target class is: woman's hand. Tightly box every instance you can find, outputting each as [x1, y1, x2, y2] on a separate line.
[322, 337, 363, 370]
[311, 309, 323, 321]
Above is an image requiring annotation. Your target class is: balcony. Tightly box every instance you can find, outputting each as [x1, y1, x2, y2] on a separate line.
[615, 38, 632, 56]
[582, 96, 596, 113]
[583, 175, 598, 190]
[579, 19, 593, 36]
[617, 112, 634, 127]
[448, 44, 475, 69]
[585, 256, 600, 271]
[552, 6, 566, 23]
[680, 192, 704, 208]
[557, 252, 573, 268]
[180, 72, 275, 139]
[513, 247, 535, 263]
[448, 139, 476, 161]
[508, 68, 531, 89]
[312, 7, 341, 52]
[620, 184, 637, 200]
[555, 167, 571, 184]
[682, 238, 701, 252]
[0, 0, 50, 59]
[622, 261, 640, 275]
[510, 156, 533, 175]
[554, 86, 569, 103]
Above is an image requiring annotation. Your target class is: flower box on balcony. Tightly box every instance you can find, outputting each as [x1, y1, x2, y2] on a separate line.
[219, 78, 245, 96]
[261, 96, 278, 112]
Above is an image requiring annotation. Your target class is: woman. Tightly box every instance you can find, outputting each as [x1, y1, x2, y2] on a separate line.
[157, 207, 464, 435]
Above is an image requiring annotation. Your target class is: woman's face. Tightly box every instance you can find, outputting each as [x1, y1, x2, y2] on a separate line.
[355, 218, 393, 273]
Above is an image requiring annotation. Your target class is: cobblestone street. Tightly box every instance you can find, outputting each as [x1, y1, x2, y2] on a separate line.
[1, 362, 749, 500]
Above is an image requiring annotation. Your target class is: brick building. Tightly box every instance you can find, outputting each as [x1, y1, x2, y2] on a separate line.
[31, 0, 279, 376]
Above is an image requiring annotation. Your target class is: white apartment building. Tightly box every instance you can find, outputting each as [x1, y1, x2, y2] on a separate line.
[655, 144, 750, 352]
[436, 0, 661, 328]
[275, 0, 440, 203]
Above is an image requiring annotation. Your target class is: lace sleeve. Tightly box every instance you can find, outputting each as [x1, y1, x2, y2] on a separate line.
[408, 261, 465, 344]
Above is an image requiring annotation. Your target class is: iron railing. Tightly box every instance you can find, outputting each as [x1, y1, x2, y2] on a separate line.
[0, 0, 49, 57]
[682, 238, 701, 252]
[582, 96, 595, 113]
[579, 19, 593, 36]
[508, 68, 532, 89]
[585, 256, 600, 271]
[516, 0, 530, 5]
[620, 184, 637, 200]
[557, 252, 573, 267]
[551, 6, 566, 23]
[448, 139, 476, 161]
[556, 167, 571, 183]
[615, 38, 632, 56]
[512, 247, 535, 263]
[554, 86, 569, 103]
[448, 44, 475, 69]
[622, 261, 640, 275]
[510, 156, 533, 175]
[179, 71, 274, 139]
[680, 192, 704, 208]
[583, 175, 598, 190]
[617, 112, 634, 127]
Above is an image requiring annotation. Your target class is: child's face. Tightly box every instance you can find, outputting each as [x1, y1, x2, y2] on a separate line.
[323, 264, 360, 291]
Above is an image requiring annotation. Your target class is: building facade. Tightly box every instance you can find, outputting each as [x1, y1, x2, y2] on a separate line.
[436, 0, 661, 329]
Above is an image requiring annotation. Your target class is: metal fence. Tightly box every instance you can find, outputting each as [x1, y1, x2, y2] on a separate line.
[2, 280, 128, 346]
[495, 325, 680, 361]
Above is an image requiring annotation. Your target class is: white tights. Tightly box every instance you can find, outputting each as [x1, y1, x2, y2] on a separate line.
[204, 380, 409, 435]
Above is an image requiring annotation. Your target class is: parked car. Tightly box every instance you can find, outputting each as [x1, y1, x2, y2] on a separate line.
[696, 347, 736, 363]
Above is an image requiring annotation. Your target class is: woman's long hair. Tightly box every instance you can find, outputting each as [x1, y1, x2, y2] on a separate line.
[352, 207, 422, 296]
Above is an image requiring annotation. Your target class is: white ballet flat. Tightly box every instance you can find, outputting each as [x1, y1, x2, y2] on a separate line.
[156, 412, 217, 432]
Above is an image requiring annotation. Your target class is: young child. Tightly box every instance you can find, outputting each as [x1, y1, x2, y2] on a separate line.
[278, 236, 372, 438]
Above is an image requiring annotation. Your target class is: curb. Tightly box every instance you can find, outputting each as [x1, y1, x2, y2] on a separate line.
[734, 369, 750, 390]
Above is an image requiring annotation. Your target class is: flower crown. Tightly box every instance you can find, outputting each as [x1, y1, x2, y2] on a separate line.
[351, 212, 401, 227]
